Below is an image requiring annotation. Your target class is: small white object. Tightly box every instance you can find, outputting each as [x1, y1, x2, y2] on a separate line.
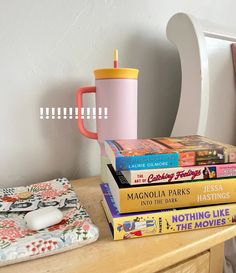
[24, 207, 63, 231]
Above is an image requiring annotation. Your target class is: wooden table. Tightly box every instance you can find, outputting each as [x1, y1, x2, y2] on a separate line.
[1, 176, 236, 273]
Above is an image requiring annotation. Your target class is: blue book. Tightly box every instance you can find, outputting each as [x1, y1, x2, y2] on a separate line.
[104, 135, 234, 171]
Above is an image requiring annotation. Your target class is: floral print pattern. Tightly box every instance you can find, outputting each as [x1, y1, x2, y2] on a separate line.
[0, 178, 78, 212]
[0, 203, 99, 265]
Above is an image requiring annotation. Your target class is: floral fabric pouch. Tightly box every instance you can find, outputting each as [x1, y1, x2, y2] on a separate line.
[0, 178, 78, 211]
[0, 203, 99, 266]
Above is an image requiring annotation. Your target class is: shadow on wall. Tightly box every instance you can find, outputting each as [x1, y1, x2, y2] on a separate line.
[38, 81, 99, 184]
[123, 32, 182, 138]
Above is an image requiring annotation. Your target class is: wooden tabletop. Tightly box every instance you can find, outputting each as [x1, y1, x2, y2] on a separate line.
[1, 176, 236, 273]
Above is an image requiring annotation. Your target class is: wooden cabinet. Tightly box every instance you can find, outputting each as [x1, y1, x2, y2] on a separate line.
[159, 251, 210, 273]
[1, 177, 236, 273]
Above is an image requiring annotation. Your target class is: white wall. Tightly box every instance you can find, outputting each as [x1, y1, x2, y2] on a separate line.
[0, 0, 236, 186]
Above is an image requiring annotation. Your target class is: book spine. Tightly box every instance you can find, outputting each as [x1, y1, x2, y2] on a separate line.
[116, 153, 179, 171]
[225, 145, 236, 163]
[113, 203, 236, 240]
[125, 163, 236, 185]
[178, 148, 225, 167]
[203, 137, 236, 163]
[119, 178, 236, 213]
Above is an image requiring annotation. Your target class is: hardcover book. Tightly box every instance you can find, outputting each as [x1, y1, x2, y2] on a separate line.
[107, 164, 236, 213]
[122, 163, 236, 185]
[105, 135, 236, 171]
[101, 183, 236, 240]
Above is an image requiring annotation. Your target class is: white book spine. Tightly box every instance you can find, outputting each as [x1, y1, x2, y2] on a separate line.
[121, 164, 236, 185]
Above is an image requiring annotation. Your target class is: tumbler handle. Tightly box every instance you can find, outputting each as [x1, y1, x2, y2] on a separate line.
[76, 86, 98, 139]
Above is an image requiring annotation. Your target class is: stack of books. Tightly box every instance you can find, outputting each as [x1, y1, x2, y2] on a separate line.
[101, 135, 236, 240]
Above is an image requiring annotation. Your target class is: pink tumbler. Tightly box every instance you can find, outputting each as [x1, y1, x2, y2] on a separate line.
[77, 53, 139, 180]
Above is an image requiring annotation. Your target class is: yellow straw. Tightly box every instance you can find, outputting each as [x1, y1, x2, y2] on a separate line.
[113, 49, 118, 68]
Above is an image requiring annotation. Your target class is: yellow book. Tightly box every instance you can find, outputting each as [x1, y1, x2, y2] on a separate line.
[107, 164, 236, 213]
[101, 183, 236, 240]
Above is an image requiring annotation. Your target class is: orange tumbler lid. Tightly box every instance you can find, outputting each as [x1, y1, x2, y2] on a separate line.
[94, 68, 139, 80]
